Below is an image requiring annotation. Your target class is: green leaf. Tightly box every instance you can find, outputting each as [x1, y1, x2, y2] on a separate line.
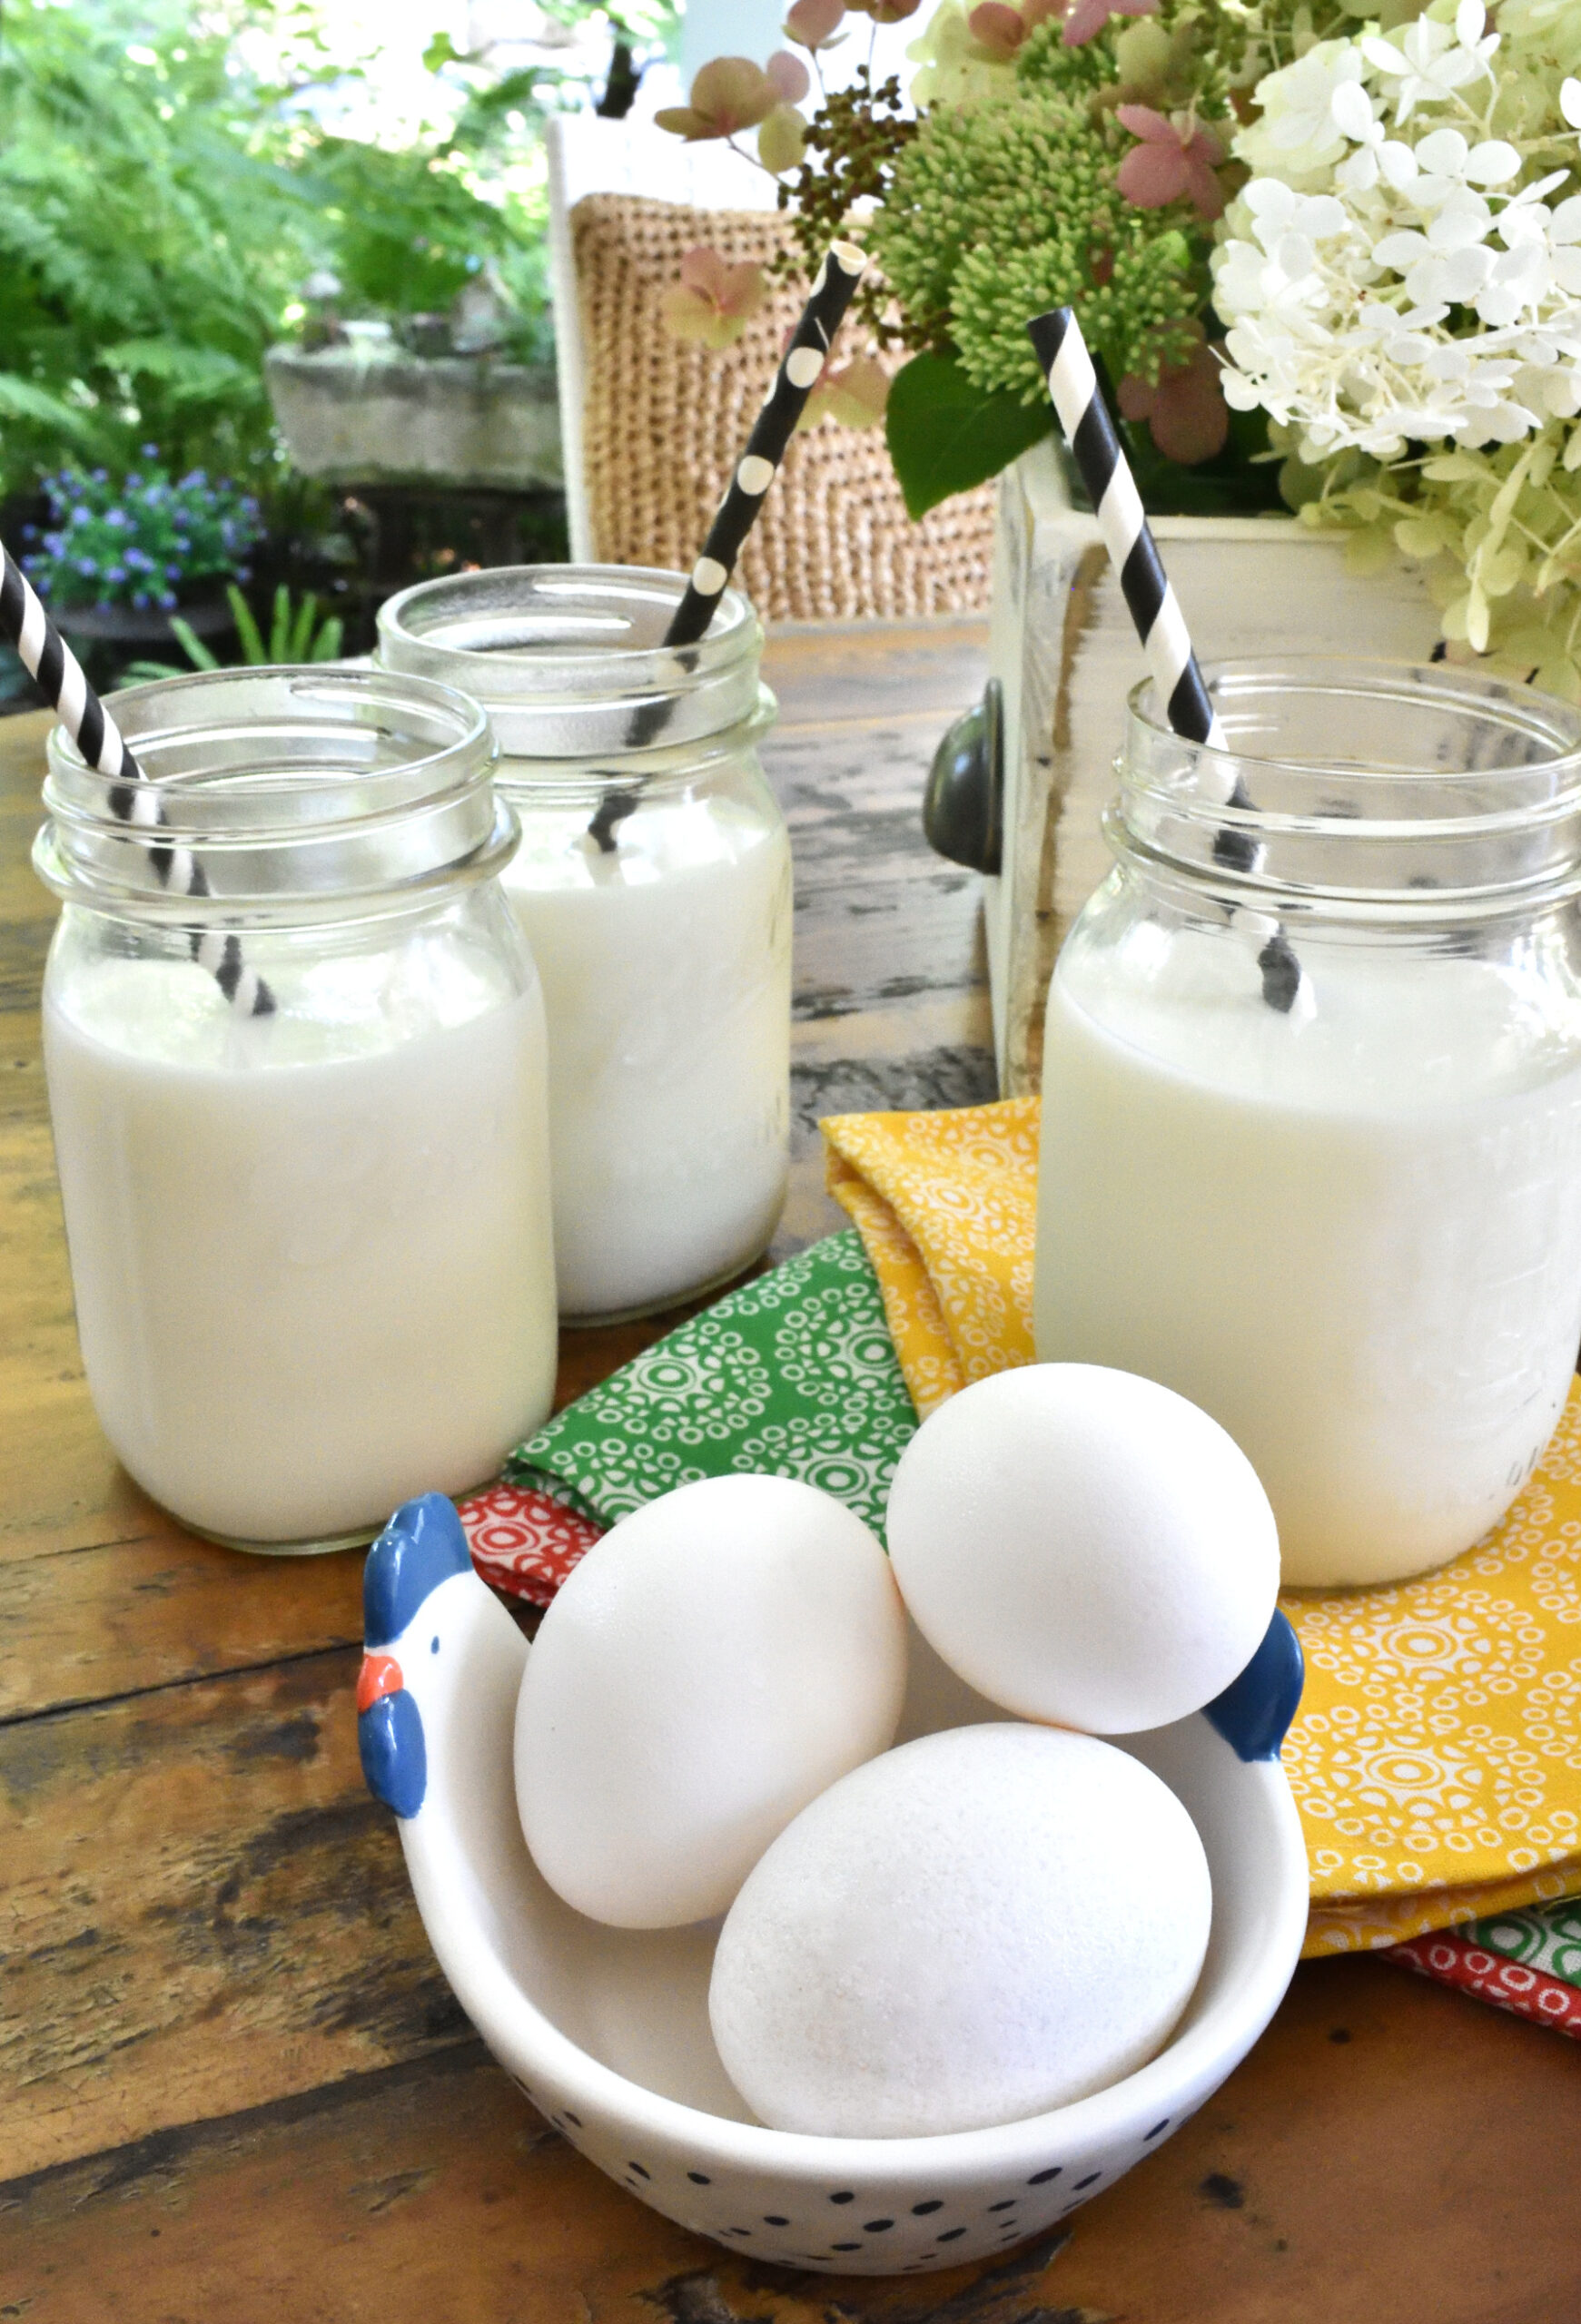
[168, 617, 219, 672]
[287, 591, 319, 661]
[0, 374, 103, 448]
[269, 584, 292, 662]
[226, 583, 266, 665]
[311, 616, 344, 663]
[884, 352, 1053, 522]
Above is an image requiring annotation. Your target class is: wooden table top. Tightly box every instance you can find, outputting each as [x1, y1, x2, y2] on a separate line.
[3, 623, 1578, 2324]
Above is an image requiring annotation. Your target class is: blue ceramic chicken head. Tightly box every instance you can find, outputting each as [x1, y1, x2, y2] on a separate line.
[358, 1492, 475, 1818]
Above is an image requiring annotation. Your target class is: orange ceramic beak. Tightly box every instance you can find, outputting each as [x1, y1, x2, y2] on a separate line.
[357, 1651, 402, 1714]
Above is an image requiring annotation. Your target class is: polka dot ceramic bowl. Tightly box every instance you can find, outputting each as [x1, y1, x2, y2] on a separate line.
[359, 1503, 1309, 2278]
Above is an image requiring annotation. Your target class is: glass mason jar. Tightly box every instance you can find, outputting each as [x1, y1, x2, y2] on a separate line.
[378, 566, 793, 1324]
[34, 666, 557, 1554]
[1033, 657, 1581, 1589]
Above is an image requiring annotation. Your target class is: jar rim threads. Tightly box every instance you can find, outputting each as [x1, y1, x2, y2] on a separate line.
[378, 566, 764, 760]
[36, 665, 509, 923]
[1117, 655, 1581, 917]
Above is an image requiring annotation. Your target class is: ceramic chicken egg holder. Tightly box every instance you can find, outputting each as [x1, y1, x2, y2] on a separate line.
[358, 1496, 1308, 2277]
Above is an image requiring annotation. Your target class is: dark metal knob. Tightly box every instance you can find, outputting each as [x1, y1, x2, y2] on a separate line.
[923, 676, 1003, 877]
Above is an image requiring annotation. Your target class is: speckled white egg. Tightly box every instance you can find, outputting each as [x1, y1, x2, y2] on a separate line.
[709, 1721, 1211, 2137]
[885, 1364, 1279, 1734]
[514, 1474, 907, 1929]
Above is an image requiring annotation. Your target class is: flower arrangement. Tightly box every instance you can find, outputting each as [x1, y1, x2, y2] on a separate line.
[660, 0, 1581, 694]
[24, 460, 262, 615]
[1215, 2, 1581, 691]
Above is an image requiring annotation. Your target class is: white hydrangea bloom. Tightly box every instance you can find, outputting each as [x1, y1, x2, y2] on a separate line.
[1360, 1, 1497, 125]
[1211, 4, 1581, 459]
[1236, 41, 1369, 189]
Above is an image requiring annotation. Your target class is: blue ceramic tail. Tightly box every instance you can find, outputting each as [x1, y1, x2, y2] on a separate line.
[1203, 1610, 1304, 1761]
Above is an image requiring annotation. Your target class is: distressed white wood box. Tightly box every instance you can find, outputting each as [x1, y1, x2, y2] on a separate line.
[983, 441, 1442, 1096]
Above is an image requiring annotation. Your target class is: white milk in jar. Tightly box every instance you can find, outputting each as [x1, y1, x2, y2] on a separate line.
[379, 567, 791, 1321]
[1033, 659, 1581, 1586]
[512, 795, 790, 1318]
[35, 667, 558, 1552]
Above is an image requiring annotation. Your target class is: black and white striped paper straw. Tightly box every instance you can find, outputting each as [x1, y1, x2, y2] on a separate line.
[1, 538, 274, 1015]
[1025, 308, 1300, 1015]
[664, 240, 867, 650]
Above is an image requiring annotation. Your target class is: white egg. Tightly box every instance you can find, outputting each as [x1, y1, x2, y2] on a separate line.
[709, 1722, 1211, 2137]
[513, 1473, 907, 1928]
[885, 1364, 1280, 1733]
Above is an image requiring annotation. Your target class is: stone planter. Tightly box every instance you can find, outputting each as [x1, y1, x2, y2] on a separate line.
[265, 346, 562, 491]
[951, 440, 1442, 1096]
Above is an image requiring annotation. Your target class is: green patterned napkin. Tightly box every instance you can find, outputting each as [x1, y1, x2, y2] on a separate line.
[1464, 1896, 1581, 1991]
[507, 1230, 920, 1539]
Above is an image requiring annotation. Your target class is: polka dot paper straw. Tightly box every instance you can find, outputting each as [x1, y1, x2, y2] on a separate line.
[664, 241, 867, 650]
[1, 537, 274, 1015]
[1026, 307, 1301, 1016]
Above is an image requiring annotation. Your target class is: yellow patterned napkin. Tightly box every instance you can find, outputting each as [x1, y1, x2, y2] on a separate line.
[824, 1098, 1581, 1958]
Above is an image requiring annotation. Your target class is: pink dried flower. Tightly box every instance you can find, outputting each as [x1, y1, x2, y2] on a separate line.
[1118, 325, 1229, 464]
[1062, 0, 1157, 50]
[785, 0, 846, 44]
[1114, 104, 1226, 219]
[660, 248, 769, 350]
[766, 48, 812, 103]
[848, 0, 923, 23]
[967, 4, 1027, 59]
[656, 57, 777, 142]
[797, 355, 892, 430]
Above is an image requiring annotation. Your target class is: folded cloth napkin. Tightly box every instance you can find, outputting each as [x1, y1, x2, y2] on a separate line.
[473, 1230, 916, 1581]
[1388, 1889, 1581, 2034]
[1387, 1891, 1581, 2039]
[820, 1096, 1581, 1959]
[1456, 1891, 1581, 1987]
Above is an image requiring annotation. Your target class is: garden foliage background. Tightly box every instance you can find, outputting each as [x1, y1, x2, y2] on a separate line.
[5, 3, 692, 508]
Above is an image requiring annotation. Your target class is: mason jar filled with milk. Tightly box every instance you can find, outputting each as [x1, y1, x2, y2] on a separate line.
[35, 667, 557, 1553]
[378, 567, 791, 1323]
[1034, 657, 1581, 1588]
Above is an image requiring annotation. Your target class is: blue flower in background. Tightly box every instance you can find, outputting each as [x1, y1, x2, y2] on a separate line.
[26, 459, 263, 614]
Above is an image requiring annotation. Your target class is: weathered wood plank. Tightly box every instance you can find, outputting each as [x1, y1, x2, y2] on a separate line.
[762, 617, 989, 729]
[3, 1959, 1576, 2324]
[0, 1649, 458, 2180]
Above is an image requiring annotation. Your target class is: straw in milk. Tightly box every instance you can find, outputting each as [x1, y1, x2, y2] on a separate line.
[1025, 308, 1301, 1016]
[664, 241, 868, 652]
[1, 537, 274, 1015]
[601, 239, 868, 799]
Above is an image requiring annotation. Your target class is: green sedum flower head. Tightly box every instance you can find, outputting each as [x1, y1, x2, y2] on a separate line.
[868, 82, 1203, 406]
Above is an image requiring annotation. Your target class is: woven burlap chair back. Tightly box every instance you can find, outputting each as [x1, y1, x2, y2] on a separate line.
[571, 192, 994, 622]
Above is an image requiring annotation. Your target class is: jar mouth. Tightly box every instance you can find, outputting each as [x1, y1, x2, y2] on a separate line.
[38, 665, 507, 916]
[377, 565, 764, 759]
[1121, 656, 1581, 911]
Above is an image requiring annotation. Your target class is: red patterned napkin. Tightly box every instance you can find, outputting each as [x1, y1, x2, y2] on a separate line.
[1387, 1929, 1581, 2039]
[458, 1477, 603, 1606]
